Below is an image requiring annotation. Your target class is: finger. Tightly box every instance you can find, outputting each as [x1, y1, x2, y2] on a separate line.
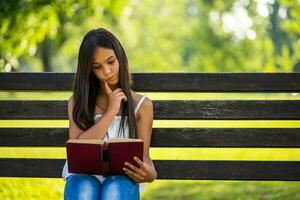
[133, 157, 144, 168]
[123, 167, 144, 181]
[125, 171, 141, 183]
[124, 162, 146, 176]
[104, 81, 112, 95]
[116, 93, 128, 101]
[116, 92, 126, 97]
[111, 88, 122, 94]
[124, 162, 140, 172]
[124, 162, 146, 177]
[121, 95, 128, 102]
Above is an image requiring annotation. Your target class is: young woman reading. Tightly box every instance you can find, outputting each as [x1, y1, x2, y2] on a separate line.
[62, 28, 157, 200]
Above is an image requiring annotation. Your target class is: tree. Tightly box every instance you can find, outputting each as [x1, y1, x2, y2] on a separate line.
[0, 0, 127, 72]
[1, 0, 299, 73]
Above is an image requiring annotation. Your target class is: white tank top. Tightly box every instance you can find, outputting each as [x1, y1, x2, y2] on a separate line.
[62, 95, 147, 191]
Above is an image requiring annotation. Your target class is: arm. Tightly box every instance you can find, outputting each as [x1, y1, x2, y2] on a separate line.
[68, 81, 127, 139]
[123, 97, 157, 183]
[68, 95, 115, 140]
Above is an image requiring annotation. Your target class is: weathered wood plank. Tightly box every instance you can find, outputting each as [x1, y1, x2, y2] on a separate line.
[154, 100, 300, 119]
[155, 160, 300, 180]
[0, 73, 74, 91]
[1, 128, 300, 147]
[151, 128, 300, 147]
[1, 72, 300, 92]
[1, 100, 300, 119]
[0, 159, 299, 180]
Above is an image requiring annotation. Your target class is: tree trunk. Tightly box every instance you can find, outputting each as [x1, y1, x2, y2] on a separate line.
[39, 37, 52, 72]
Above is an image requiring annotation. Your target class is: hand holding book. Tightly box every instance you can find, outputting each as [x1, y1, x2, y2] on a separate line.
[123, 156, 158, 183]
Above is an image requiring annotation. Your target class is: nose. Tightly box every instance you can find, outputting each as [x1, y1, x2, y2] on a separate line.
[103, 65, 111, 75]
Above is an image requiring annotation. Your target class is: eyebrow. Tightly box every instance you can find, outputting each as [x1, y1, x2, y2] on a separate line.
[92, 56, 115, 65]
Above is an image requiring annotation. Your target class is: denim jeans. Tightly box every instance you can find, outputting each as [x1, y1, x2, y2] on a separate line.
[64, 174, 139, 200]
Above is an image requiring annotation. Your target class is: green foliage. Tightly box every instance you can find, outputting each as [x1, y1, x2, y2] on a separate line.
[0, 0, 299, 72]
[279, 0, 300, 72]
[0, 0, 127, 71]
[0, 0, 59, 71]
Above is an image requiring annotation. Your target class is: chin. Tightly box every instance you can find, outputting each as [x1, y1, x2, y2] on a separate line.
[108, 80, 119, 86]
[108, 77, 119, 85]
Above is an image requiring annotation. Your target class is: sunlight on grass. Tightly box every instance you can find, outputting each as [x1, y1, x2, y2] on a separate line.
[0, 178, 299, 200]
[0, 178, 64, 199]
[141, 180, 300, 200]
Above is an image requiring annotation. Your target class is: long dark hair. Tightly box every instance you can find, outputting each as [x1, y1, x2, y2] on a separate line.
[72, 28, 137, 138]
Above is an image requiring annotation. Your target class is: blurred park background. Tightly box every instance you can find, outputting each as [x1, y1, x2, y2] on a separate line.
[0, 0, 300, 199]
[1, 0, 300, 73]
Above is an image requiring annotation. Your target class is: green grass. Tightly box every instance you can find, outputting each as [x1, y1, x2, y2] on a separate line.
[0, 178, 64, 200]
[0, 178, 299, 200]
[142, 180, 300, 200]
[0, 91, 300, 199]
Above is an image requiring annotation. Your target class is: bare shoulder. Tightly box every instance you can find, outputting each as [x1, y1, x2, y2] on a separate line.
[68, 95, 74, 111]
[131, 91, 152, 106]
[131, 91, 153, 119]
[68, 95, 74, 102]
[68, 95, 74, 104]
[139, 96, 153, 111]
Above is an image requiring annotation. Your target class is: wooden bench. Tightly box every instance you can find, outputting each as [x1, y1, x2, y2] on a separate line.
[0, 72, 300, 180]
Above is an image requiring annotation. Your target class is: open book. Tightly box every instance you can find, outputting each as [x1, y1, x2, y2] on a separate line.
[66, 138, 143, 176]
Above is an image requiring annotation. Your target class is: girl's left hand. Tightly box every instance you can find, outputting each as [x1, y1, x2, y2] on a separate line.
[123, 157, 157, 183]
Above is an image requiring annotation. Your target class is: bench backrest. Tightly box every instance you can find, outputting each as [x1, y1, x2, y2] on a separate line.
[0, 72, 300, 180]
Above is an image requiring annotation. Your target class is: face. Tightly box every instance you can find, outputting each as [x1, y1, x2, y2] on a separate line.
[92, 47, 120, 90]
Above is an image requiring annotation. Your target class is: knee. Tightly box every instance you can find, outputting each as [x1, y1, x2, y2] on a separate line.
[102, 175, 139, 200]
[104, 175, 137, 188]
[64, 174, 101, 200]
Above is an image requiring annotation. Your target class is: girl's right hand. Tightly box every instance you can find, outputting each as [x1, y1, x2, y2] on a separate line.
[104, 81, 127, 116]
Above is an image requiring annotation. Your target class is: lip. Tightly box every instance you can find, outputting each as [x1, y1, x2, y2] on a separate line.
[107, 76, 116, 81]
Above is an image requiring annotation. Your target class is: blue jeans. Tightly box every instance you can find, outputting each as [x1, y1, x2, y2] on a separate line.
[64, 174, 139, 200]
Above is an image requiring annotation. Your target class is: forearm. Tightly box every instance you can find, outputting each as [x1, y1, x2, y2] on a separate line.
[77, 111, 115, 139]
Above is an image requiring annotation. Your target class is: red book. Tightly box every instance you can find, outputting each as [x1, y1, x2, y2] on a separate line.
[66, 138, 143, 176]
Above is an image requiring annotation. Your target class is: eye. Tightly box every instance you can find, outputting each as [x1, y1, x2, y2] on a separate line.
[108, 60, 115, 64]
[93, 65, 101, 69]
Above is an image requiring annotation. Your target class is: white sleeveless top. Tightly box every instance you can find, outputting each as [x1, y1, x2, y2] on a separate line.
[62, 95, 147, 191]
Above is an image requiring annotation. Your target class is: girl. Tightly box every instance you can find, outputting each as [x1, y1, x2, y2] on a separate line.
[62, 28, 157, 200]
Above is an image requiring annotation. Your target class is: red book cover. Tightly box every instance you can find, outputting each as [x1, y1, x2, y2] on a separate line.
[108, 141, 143, 175]
[66, 138, 143, 176]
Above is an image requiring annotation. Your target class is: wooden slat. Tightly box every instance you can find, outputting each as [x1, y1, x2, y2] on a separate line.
[1, 100, 300, 119]
[1, 128, 300, 147]
[154, 100, 300, 119]
[0, 159, 299, 180]
[0, 100, 67, 119]
[151, 128, 300, 148]
[133, 73, 300, 92]
[0, 72, 74, 91]
[0, 128, 68, 147]
[1, 72, 300, 92]
[155, 160, 300, 180]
